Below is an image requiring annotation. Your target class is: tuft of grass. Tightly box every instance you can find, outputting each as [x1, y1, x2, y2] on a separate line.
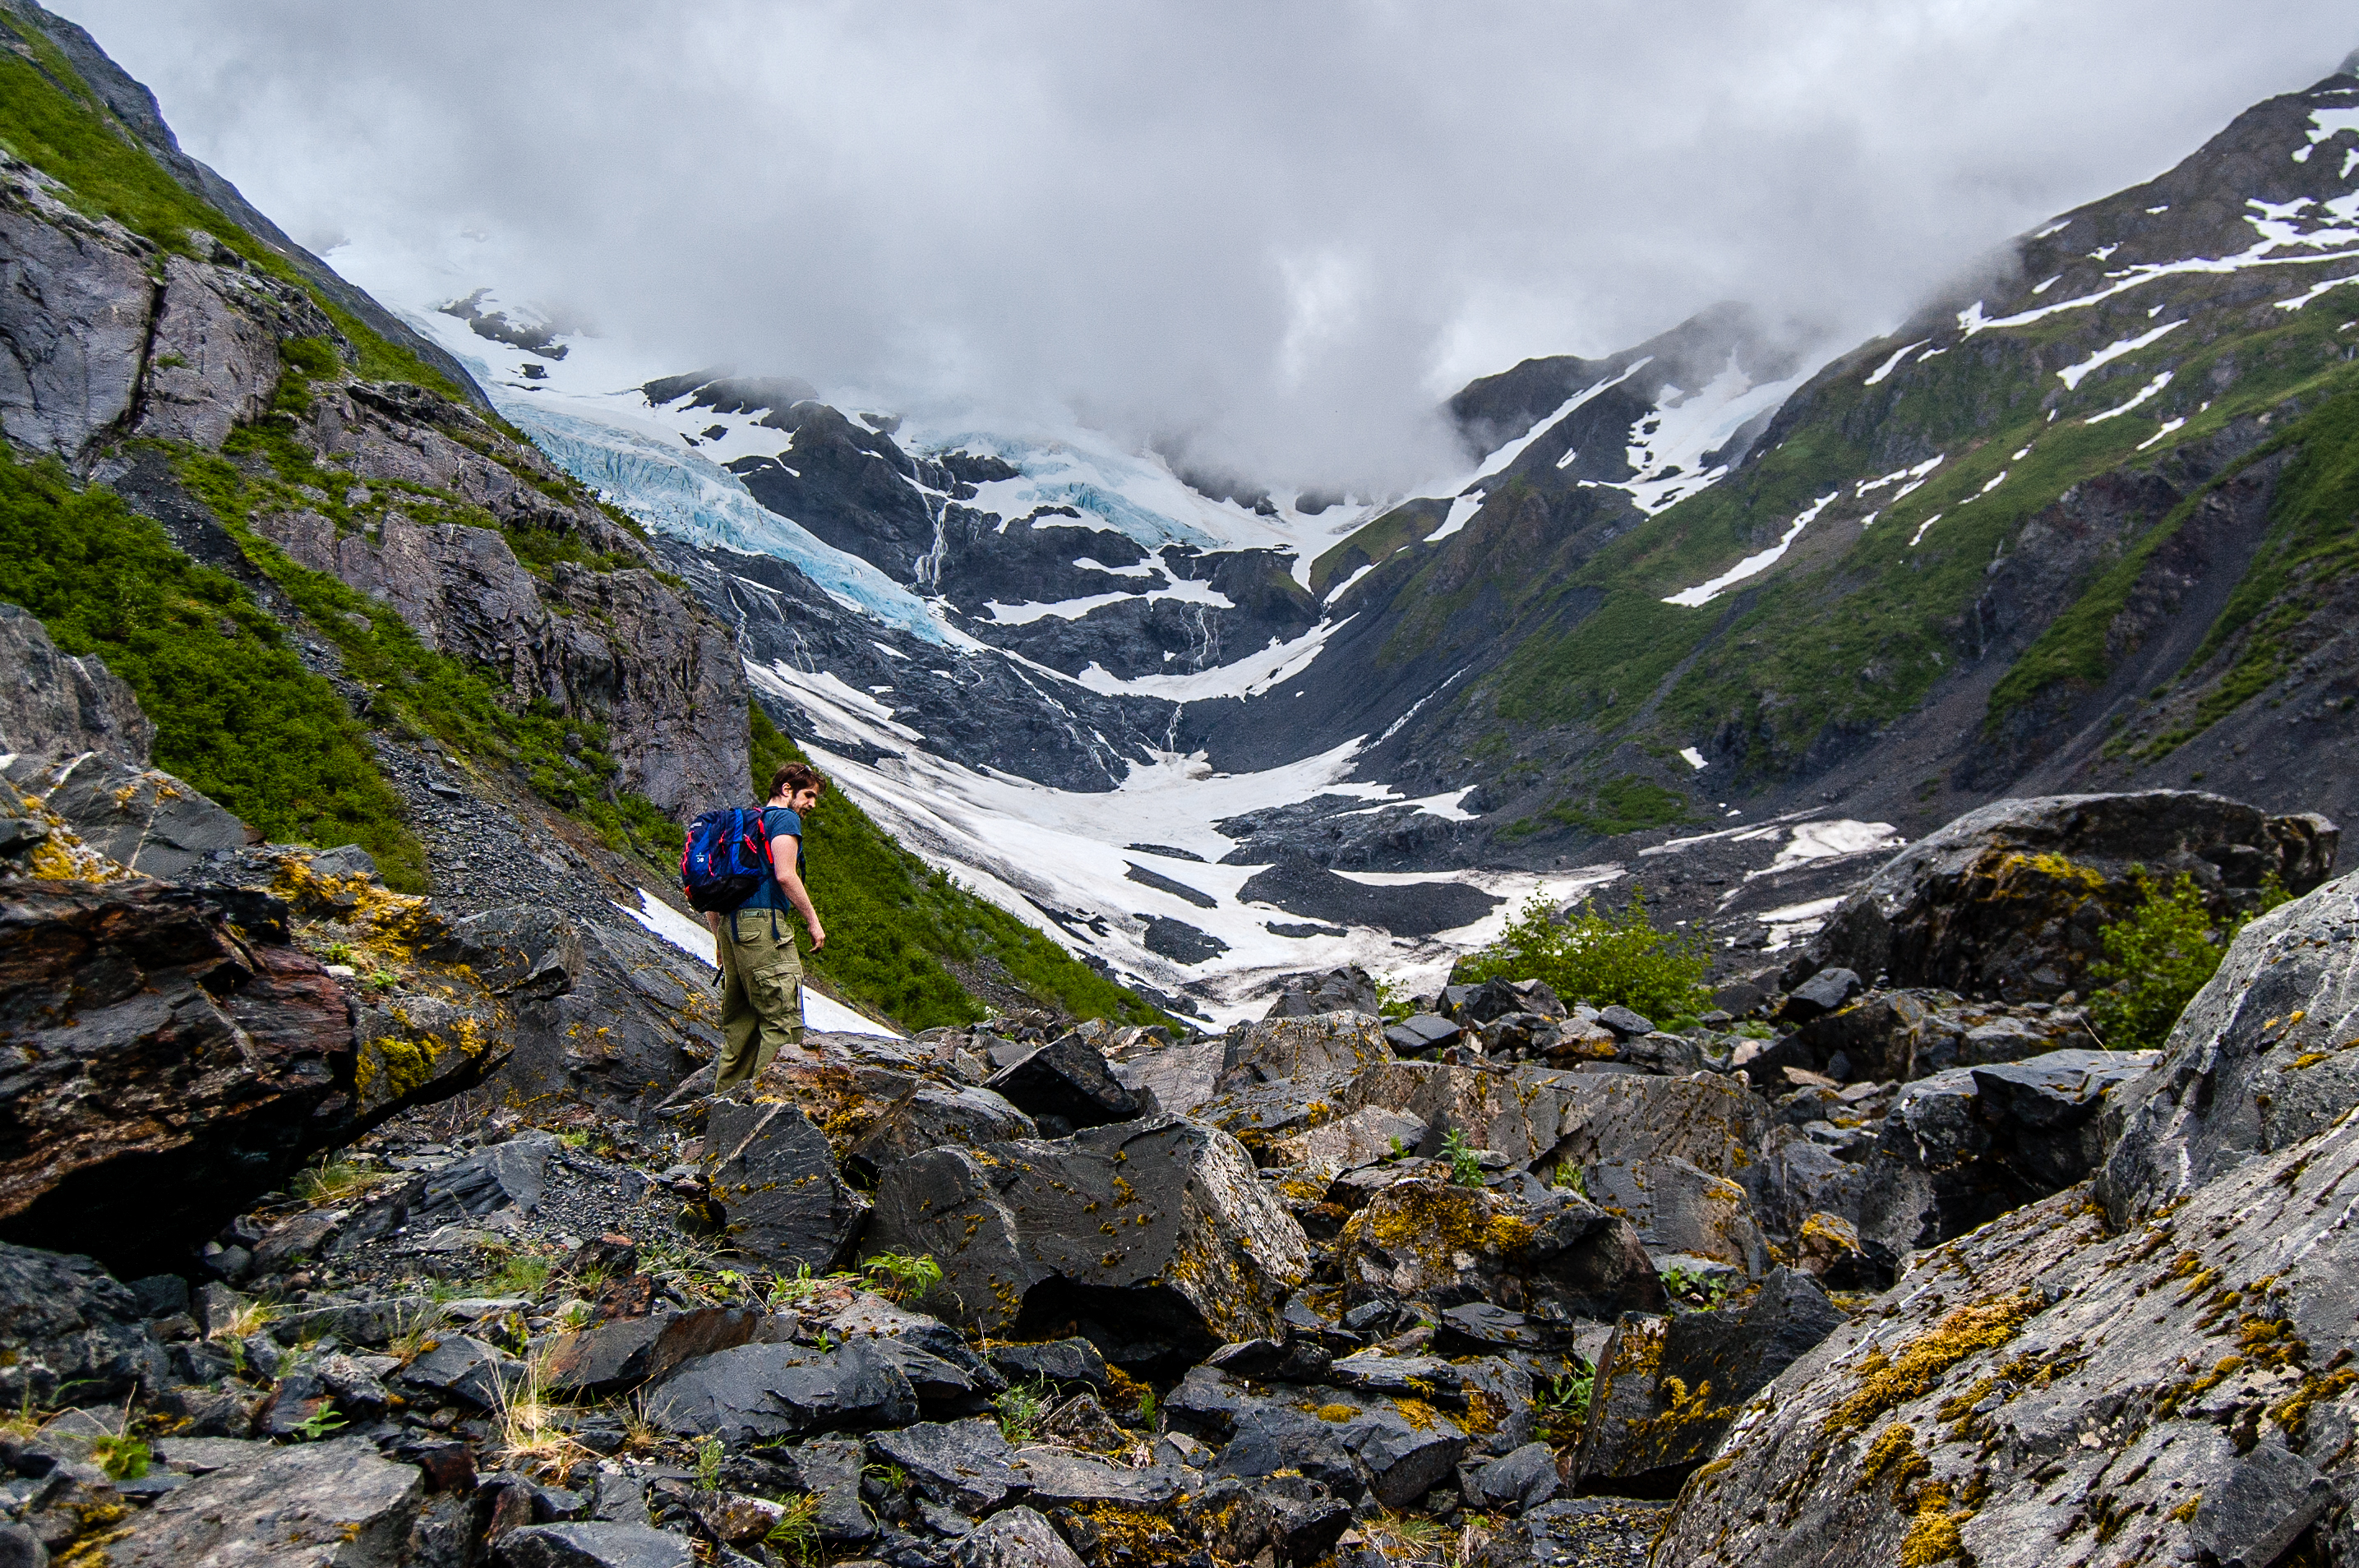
[692, 1433, 725, 1492]
[290, 1158, 381, 1206]
[994, 1377, 1055, 1446]
[209, 1298, 279, 1342]
[764, 1495, 823, 1562]
[88, 1432, 148, 1481]
[1442, 1128, 1484, 1188]
[492, 1353, 584, 1480]
[484, 1252, 555, 1300]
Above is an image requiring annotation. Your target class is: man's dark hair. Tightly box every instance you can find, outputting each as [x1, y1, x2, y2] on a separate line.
[770, 762, 830, 801]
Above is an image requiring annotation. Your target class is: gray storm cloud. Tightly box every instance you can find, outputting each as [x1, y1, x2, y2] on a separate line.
[53, 0, 2356, 491]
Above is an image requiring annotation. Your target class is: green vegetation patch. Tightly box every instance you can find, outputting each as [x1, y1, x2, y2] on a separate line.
[1455, 886, 1709, 1020]
[0, 21, 460, 395]
[164, 428, 675, 868]
[749, 706, 1165, 1031]
[2087, 869, 2291, 1050]
[0, 450, 428, 886]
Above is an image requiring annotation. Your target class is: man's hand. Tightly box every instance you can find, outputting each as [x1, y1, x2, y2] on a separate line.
[808, 920, 827, 952]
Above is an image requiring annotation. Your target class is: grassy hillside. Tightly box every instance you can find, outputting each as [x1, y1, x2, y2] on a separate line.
[0, 450, 432, 885]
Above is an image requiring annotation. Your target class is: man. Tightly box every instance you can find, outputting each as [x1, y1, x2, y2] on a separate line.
[709, 763, 829, 1090]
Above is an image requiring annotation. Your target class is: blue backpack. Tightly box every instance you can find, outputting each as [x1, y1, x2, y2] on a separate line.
[681, 806, 775, 913]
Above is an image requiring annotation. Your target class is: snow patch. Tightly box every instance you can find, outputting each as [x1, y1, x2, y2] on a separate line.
[1678, 746, 1708, 770]
[613, 890, 903, 1040]
[2057, 321, 2186, 390]
[1863, 340, 1929, 386]
[1427, 489, 1487, 544]
[2275, 272, 2359, 311]
[2085, 370, 2172, 422]
[1909, 513, 1943, 548]
[2137, 417, 2188, 451]
[1662, 490, 1839, 607]
[1071, 616, 1348, 701]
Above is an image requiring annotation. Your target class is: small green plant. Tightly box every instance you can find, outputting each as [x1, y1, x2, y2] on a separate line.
[1536, 1367, 1595, 1441]
[289, 1406, 347, 1441]
[367, 971, 400, 993]
[1456, 887, 1710, 1021]
[861, 1252, 944, 1303]
[694, 1434, 726, 1491]
[765, 1495, 823, 1561]
[1733, 1020, 1775, 1040]
[865, 1461, 910, 1492]
[1660, 1265, 1729, 1307]
[320, 941, 355, 964]
[1549, 1163, 1588, 1197]
[556, 1301, 593, 1331]
[556, 1131, 591, 1149]
[1371, 975, 1415, 1024]
[1441, 1128, 1484, 1188]
[994, 1377, 1054, 1446]
[1136, 1387, 1158, 1428]
[487, 1252, 554, 1299]
[89, 1433, 150, 1480]
[2086, 869, 2292, 1051]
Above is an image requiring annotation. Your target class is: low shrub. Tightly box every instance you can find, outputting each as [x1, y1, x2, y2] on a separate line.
[1456, 886, 1710, 1020]
[2088, 869, 2289, 1050]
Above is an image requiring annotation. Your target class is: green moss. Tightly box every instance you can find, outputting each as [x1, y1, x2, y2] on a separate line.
[0, 450, 428, 886]
[1544, 772, 1693, 836]
[748, 706, 1166, 1031]
[0, 24, 461, 397]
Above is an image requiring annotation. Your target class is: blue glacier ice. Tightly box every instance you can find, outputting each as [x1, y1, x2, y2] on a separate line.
[497, 399, 965, 648]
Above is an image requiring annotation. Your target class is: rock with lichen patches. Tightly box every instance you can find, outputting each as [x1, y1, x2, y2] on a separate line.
[1572, 1267, 1841, 1491]
[862, 1117, 1309, 1370]
[702, 1098, 870, 1271]
[1800, 790, 2337, 1003]
[1585, 1155, 1770, 1276]
[1338, 1176, 1666, 1321]
[1651, 1106, 2359, 1566]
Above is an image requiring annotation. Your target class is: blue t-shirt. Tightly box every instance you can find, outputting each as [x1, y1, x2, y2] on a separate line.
[740, 806, 805, 911]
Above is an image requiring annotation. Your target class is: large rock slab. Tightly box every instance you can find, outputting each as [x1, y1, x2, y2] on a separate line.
[542, 1307, 761, 1396]
[1651, 1113, 2359, 1567]
[1340, 1176, 1667, 1319]
[1803, 791, 2337, 1003]
[101, 1437, 422, 1568]
[1584, 1155, 1770, 1276]
[984, 1035, 1141, 1128]
[496, 1524, 693, 1568]
[864, 1117, 1309, 1367]
[0, 167, 153, 462]
[2102, 868, 2359, 1225]
[645, 1339, 916, 1444]
[701, 1099, 869, 1269]
[0, 879, 354, 1275]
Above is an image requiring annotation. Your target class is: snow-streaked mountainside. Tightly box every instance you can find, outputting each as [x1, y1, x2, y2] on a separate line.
[338, 66, 2359, 1016]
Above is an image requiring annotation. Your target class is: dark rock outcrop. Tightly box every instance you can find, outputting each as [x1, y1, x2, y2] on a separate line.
[1803, 791, 2338, 1002]
[0, 879, 353, 1275]
[0, 602, 153, 766]
[863, 1117, 1309, 1366]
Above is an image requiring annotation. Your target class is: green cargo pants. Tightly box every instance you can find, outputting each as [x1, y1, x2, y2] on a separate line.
[713, 906, 805, 1090]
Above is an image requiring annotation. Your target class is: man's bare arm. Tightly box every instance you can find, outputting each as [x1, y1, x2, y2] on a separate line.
[774, 842, 826, 950]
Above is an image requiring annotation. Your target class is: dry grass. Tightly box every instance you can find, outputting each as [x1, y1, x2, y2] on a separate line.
[491, 1352, 589, 1482]
[209, 1298, 279, 1341]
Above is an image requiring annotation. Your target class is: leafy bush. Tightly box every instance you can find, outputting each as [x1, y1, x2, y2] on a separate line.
[1442, 1128, 1484, 1188]
[0, 454, 430, 886]
[1456, 886, 1710, 1020]
[2088, 869, 2290, 1050]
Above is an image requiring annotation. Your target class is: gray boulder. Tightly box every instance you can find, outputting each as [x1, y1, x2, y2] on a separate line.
[0, 1243, 169, 1405]
[849, 1082, 1037, 1178]
[1584, 1155, 1770, 1275]
[645, 1338, 916, 1444]
[983, 1035, 1141, 1129]
[542, 1307, 760, 1397]
[2102, 869, 2359, 1225]
[1341, 1176, 1668, 1320]
[1882, 1049, 2154, 1241]
[1106, 1038, 1224, 1118]
[863, 1117, 1309, 1364]
[1461, 1442, 1565, 1515]
[1262, 966, 1380, 1019]
[496, 1524, 693, 1568]
[950, 1508, 1083, 1568]
[702, 1100, 870, 1270]
[1803, 790, 2338, 1002]
[101, 1437, 422, 1568]
[1572, 1268, 1843, 1489]
[870, 1418, 1018, 1513]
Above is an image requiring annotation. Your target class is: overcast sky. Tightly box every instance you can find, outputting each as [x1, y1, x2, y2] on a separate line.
[58, 1, 2357, 490]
